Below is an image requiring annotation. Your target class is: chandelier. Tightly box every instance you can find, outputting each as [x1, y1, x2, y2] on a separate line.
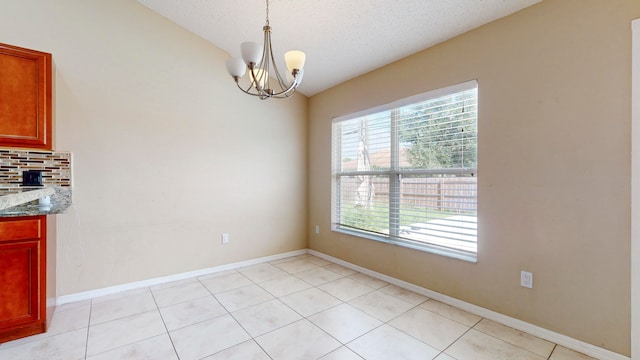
[225, 0, 306, 100]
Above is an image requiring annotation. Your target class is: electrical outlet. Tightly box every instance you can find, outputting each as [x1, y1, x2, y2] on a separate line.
[221, 233, 229, 244]
[315, 225, 320, 234]
[22, 170, 43, 186]
[520, 271, 533, 288]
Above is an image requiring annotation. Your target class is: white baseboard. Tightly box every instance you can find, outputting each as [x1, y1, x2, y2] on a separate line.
[56, 249, 307, 305]
[307, 250, 629, 360]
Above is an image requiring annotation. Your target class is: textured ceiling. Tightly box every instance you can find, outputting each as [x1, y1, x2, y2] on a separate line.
[137, 0, 541, 97]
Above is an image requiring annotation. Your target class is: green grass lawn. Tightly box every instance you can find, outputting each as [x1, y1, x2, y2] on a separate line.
[340, 203, 476, 232]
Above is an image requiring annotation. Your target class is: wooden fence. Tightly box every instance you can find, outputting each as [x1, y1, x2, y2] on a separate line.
[341, 176, 477, 212]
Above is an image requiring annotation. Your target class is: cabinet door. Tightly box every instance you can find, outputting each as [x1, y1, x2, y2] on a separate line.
[0, 43, 52, 150]
[0, 216, 45, 342]
[0, 240, 40, 328]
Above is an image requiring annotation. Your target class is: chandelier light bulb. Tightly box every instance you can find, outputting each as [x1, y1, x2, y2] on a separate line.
[250, 68, 268, 90]
[284, 50, 306, 72]
[225, 58, 246, 78]
[241, 42, 263, 66]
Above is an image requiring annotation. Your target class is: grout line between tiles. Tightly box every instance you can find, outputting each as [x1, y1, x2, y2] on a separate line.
[548, 344, 559, 359]
[470, 319, 556, 359]
[83, 299, 93, 359]
[436, 319, 478, 360]
[148, 287, 180, 360]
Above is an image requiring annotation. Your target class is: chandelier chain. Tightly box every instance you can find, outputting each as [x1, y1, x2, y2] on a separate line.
[265, 0, 270, 26]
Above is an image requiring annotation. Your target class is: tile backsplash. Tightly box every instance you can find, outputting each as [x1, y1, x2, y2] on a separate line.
[0, 148, 72, 187]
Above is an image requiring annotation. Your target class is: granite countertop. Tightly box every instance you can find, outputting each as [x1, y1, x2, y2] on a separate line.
[0, 186, 72, 217]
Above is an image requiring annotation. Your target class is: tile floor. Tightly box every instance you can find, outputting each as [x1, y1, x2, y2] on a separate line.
[0, 254, 598, 360]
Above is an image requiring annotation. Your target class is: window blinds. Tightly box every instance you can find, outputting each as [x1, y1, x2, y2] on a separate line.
[332, 81, 478, 260]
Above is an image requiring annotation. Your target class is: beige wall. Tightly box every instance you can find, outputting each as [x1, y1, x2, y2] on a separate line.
[631, 17, 640, 360]
[309, 0, 640, 356]
[0, 0, 308, 295]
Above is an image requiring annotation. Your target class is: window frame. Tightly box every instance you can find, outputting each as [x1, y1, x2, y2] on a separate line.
[331, 80, 478, 262]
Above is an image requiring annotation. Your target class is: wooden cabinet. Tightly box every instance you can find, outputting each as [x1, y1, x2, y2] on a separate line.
[0, 43, 52, 150]
[0, 216, 47, 343]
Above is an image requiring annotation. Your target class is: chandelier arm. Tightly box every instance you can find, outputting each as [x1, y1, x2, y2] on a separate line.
[235, 80, 269, 98]
[235, 78, 297, 99]
[265, 29, 288, 89]
[261, 27, 272, 94]
[249, 65, 265, 92]
[263, 78, 298, 97]
[264, 25, 299, 97]
[249, 67, 258, 91]
[270, 59, 289, 91]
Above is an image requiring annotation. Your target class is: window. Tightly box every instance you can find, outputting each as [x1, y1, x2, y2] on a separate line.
[332, 81, 478, 261]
